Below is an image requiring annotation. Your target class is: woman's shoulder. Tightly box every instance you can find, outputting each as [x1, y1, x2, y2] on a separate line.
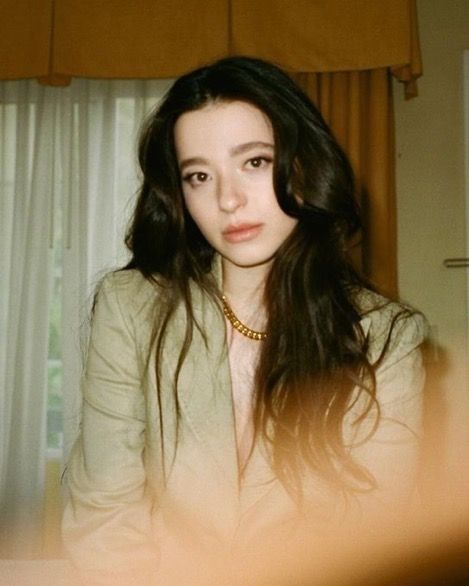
[354, 287, 428, 363]
[98, 268, 157, 301]
[96, 268, 169, 326]
[100, 268, 156, 296]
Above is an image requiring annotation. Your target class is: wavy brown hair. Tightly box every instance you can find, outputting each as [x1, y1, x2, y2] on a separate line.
[125, 56, 402, 500]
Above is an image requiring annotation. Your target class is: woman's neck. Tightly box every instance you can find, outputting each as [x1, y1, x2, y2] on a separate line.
[222, 260, 269, 329]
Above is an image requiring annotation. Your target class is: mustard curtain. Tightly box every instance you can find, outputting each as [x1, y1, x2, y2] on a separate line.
[0, 0, 52, 79]
[233, 0, 420, 97]
[0, 1, 421, 91]
[296, 69, 397, 295]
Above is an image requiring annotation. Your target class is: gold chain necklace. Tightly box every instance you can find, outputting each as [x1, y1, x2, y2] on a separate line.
[221, 295, 267, 341]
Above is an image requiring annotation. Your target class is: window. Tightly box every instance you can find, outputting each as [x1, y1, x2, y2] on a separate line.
[0, 80, 173, 556]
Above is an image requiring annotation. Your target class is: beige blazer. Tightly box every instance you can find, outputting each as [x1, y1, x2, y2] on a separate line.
[62, 267, 427, 585]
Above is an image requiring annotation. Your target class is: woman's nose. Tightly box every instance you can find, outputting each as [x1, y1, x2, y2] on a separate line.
[217, 174, 247, 213]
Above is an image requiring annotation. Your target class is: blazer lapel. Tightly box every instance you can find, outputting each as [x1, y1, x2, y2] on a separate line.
[176, 290, 239, 490]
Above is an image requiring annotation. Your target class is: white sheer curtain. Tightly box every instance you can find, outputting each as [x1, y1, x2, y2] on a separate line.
[59, 79, 173, 461]
[1, 81, 54, 558]
[0, 78, 173, 558]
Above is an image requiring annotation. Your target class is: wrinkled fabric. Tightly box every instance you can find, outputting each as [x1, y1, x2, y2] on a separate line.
[62, 268, 427, 584]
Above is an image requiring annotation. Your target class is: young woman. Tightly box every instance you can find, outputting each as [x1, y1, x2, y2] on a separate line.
[62, 56, 427, 584]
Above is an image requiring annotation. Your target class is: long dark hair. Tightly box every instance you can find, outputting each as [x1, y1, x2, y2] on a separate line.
[126, 56, 395, 499]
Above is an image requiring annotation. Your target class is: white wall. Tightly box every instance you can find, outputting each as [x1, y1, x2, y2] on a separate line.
[394, 0, 469, 483]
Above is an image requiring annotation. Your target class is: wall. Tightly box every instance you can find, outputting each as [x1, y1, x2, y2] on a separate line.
[394, 0, 469, 487]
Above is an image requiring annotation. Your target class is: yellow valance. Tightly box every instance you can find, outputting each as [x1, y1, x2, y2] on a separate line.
[0, 0, 421, 95]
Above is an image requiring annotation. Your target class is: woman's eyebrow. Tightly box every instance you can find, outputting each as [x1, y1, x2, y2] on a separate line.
[179, 141, 274, 172]
[230, 141, 274, 156]
[179, 156, 208, 172]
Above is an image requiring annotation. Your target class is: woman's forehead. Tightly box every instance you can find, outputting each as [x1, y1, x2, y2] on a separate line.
[174, 100, 274, 158]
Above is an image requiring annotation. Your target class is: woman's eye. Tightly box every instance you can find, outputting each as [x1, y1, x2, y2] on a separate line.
[247, 156, 271, 169]
[183, 172, 209, 186]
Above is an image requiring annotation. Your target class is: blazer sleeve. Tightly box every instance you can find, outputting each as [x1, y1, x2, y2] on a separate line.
[62, 273, 159, 585]
[347, 310, 428, 516]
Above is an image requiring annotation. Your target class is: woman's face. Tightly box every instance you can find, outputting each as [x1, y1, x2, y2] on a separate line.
[174, 100, 297, 272]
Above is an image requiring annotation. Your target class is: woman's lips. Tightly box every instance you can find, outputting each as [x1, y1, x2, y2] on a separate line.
[222, 223, 263, 243]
